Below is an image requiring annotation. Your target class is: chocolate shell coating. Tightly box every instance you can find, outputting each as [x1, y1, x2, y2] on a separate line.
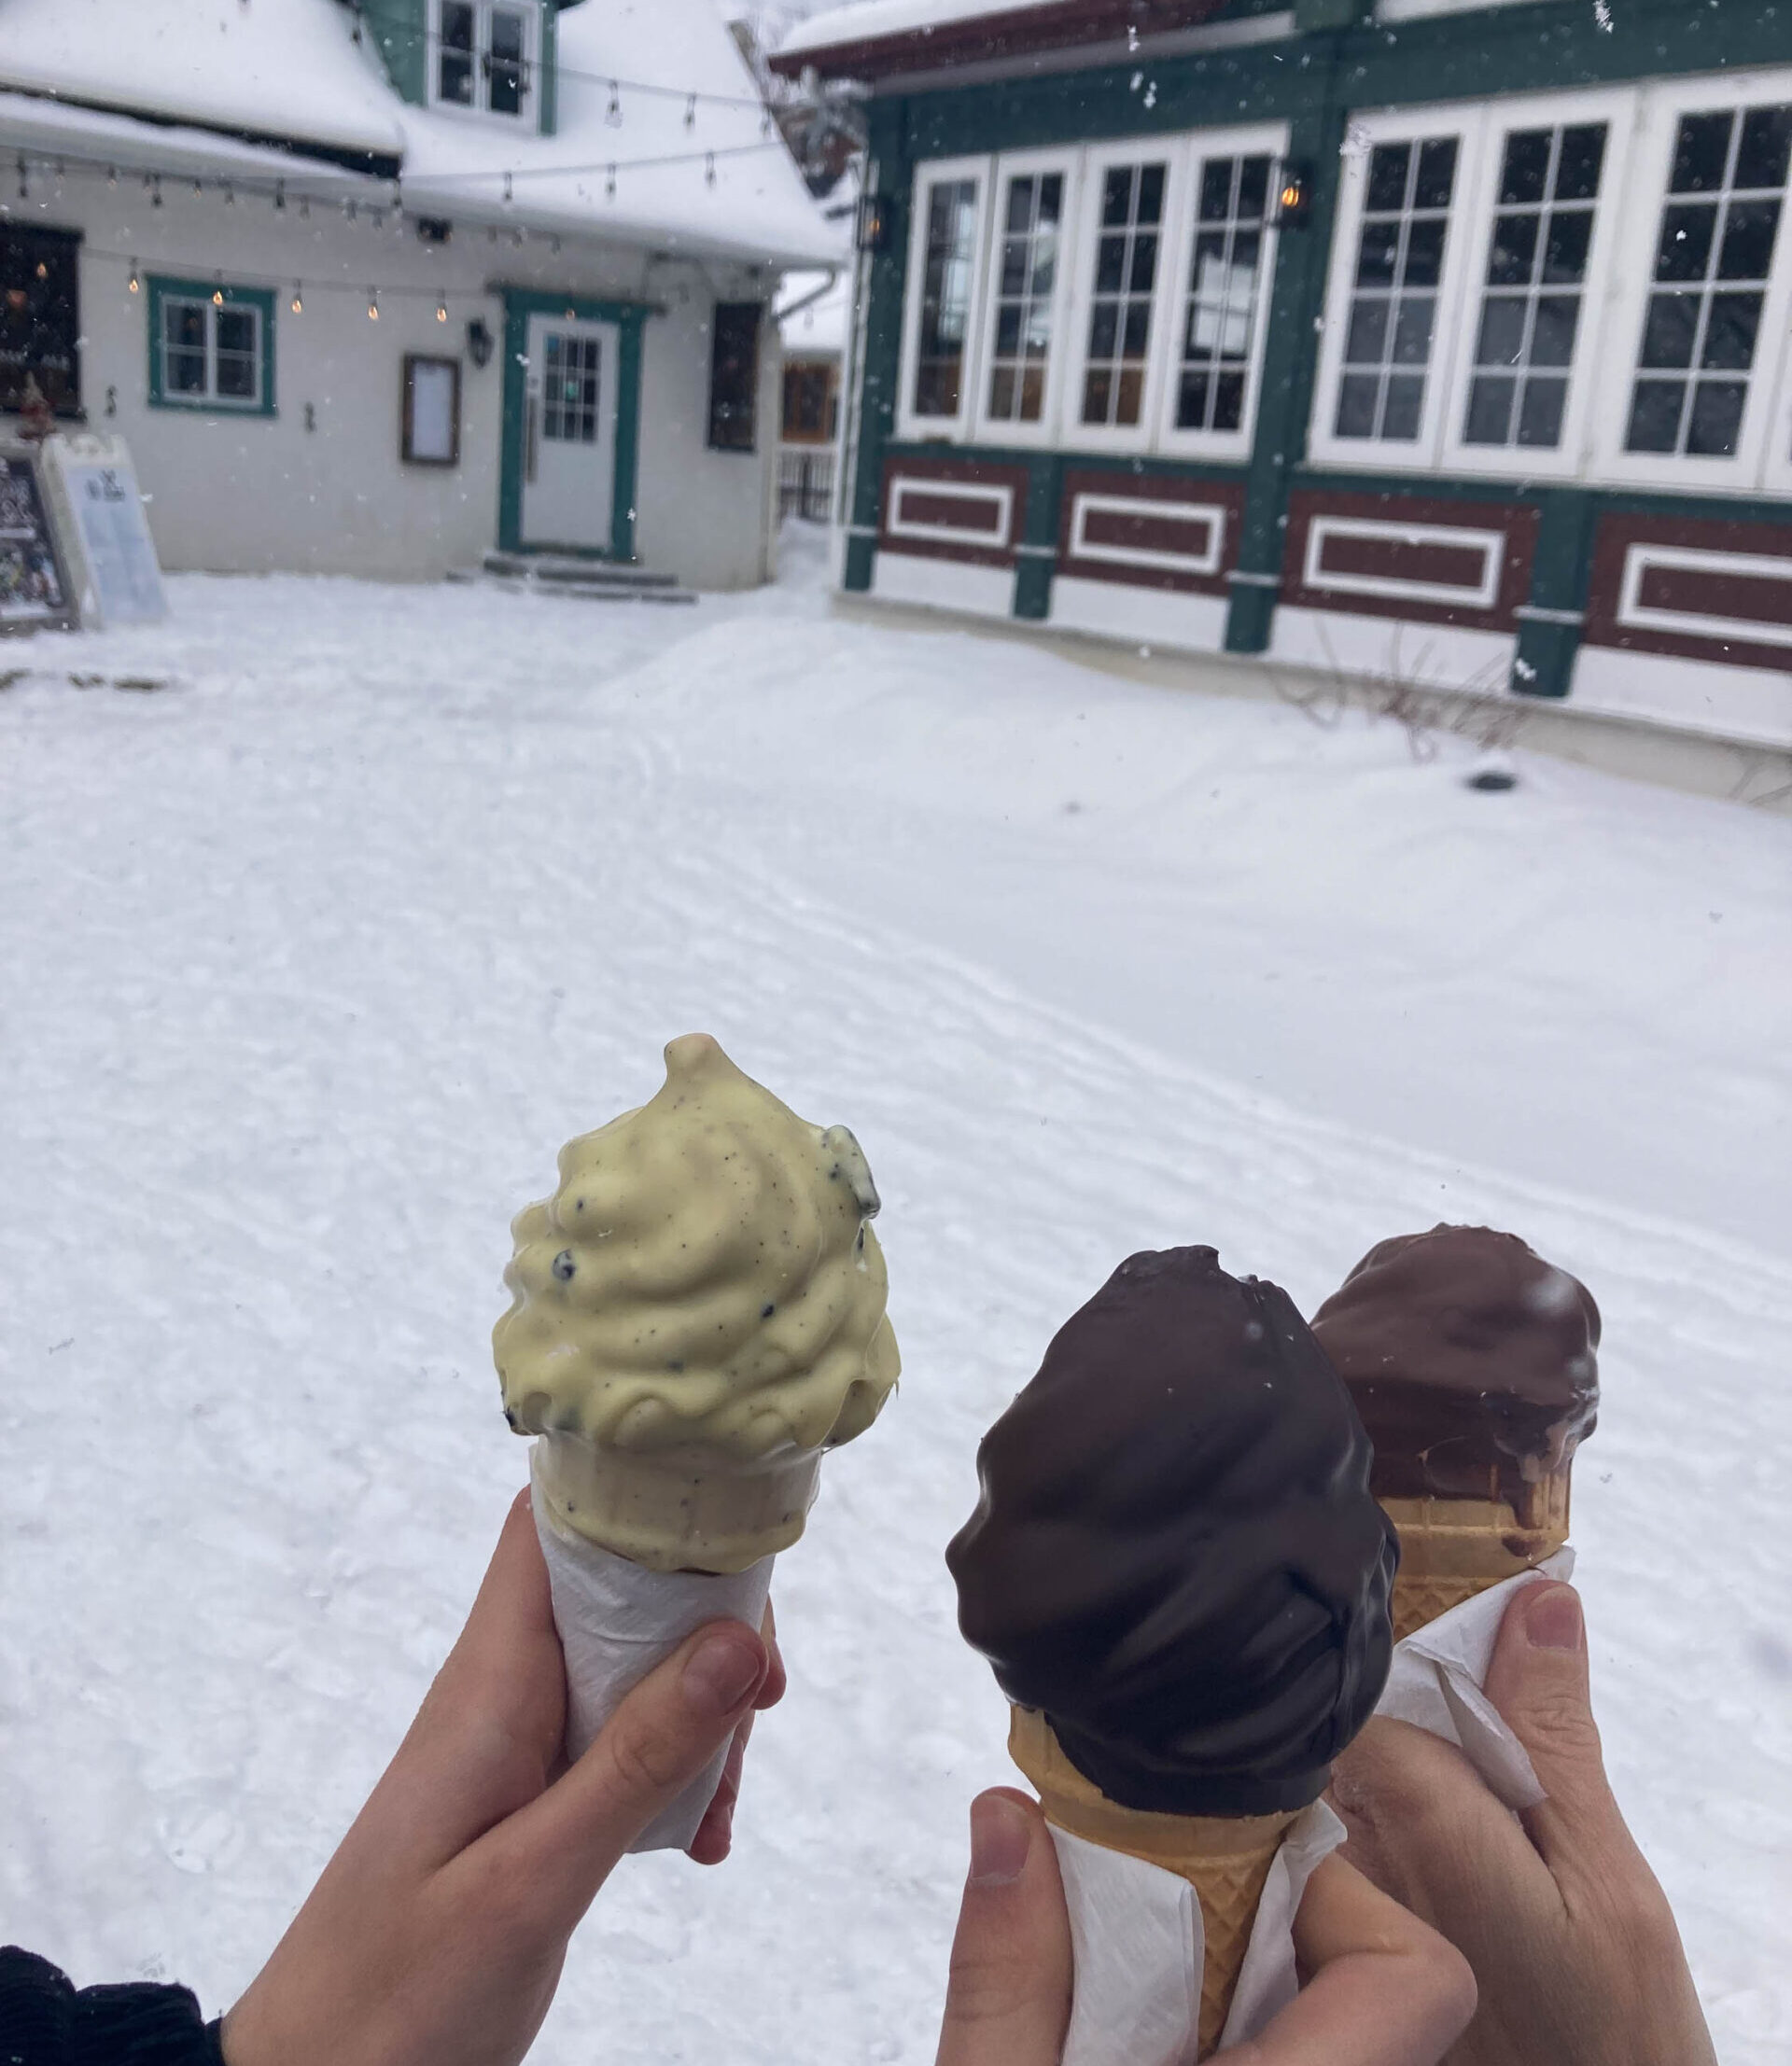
[946, 1248, 1397, 1817]
[1309, 1224, 1599, 1509]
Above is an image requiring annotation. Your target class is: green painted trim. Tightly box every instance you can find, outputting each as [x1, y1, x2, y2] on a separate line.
[362, 0, 427, 106]
[1512, 617, 1577, 701]
[497, 288, 651, 561]
[1294, 0, 1368, 30]
[1015, 455, 1063, 620]
[146, 274, 275, 417]
[538, 0, 557, 135]
[843, 532, 876, 592]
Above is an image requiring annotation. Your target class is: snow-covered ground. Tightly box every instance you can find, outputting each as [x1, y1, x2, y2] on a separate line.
[2, 529, 1788, 2061]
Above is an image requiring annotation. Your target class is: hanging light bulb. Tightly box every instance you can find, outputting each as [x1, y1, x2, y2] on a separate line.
[16, 156, 26, 201]
[606, 79, 622, 126]
[107, 164, 119, 188]
[706, 151, 717, 188]
[367, 288, 379, 320]
[274, 179, 286, 212]
[224, 182, 235, 206]
[193, 177, 203, 198]
[128, 262, 141, 295]
[151, 174, 163, 207]
[290, 283, 303, 314]
[605, 162, 616, 201]
[550, 235, 561, 255]
[503, 171, 513, 204]
[212, 277, 225, 306]
[344, 198, 357, 222]
[684, 94, 696, 130]
[299, 195, 310, 219]
[436, 295, 447, 323]
[762, 107, 773, 139]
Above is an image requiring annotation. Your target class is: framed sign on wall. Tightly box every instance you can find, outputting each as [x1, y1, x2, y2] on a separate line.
[402, 354, 461, 466]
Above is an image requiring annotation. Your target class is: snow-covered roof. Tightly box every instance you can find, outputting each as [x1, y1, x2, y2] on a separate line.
[0, 0, 844, 271]
[0, 87, 383, 197]
[780, 0, 1058, 63]
[399, 0, 845, 269]
[0, 0, 404, 161]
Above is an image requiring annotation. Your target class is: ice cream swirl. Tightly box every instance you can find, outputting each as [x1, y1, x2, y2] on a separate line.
[948, 1248, 1396, 1817]
[495, 1033, 899, 1468]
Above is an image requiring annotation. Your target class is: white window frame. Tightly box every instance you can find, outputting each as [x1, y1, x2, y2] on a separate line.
[895, 153, 994, 444]
[1155, 119, 1290, 463]
[156, 292, 266, 412]
[1435, 86, 1636, 482]
[1589, 66, 1792, 492]
[428, 0, 539, 123]
[1059, 137, 1190, 456]
[1309, 104, 1484, 472]
[968, 147, 1079, 450]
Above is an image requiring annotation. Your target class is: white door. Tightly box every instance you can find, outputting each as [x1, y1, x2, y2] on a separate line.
[521, 313, 620, 551]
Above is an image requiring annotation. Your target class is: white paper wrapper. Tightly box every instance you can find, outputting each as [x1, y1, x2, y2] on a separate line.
[1050, 1798, 1346, 2066]
[1375, 1546, 1575, 1811]
[529, 1462, 774, 1853]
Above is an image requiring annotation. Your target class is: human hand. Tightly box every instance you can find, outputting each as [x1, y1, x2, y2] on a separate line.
[934, 1788, 1473, 2065]
[222, 1487, 783, 2066]
[1329, 1579, 1717, 2066]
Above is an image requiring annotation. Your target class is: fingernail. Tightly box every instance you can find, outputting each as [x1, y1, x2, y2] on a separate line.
[969, 1793, 1032, 1887]
[1526, 1584, 1585, 1652]
[683, 1630, 763, 1717]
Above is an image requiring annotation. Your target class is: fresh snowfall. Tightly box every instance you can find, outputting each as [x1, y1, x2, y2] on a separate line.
[2, 528, 1788, 2063]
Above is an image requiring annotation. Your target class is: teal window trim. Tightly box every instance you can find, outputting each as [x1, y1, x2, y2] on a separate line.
[497, 288, 651, 561]
[146, 275, 275, 417]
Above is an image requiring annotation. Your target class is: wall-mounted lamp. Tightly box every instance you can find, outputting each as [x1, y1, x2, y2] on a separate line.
[857, 191, 890, 252]
[466, 316, 494, 369]
[1270, 164, 1312, 229]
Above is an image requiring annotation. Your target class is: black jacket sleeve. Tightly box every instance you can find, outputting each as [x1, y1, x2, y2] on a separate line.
[0, 1947, 227, 2066]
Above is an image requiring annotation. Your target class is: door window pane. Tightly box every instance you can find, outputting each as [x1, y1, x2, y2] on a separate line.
[1463, 121, 1605, 449]
[985, 171, 1062, 425]
[1336, 135, 1459, 441]
[1174, 151, 1273, 435]
[914, 177, 979, 418]
[1081, 161, 1167, 428]
[1625, 104, 1790, 459]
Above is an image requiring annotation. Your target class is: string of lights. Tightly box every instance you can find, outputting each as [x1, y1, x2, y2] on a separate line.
[7, 132, 789, 216]
[85, 241, 622, 322]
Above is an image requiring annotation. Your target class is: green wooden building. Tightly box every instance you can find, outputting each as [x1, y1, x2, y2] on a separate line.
[777, 0, 1792, 755]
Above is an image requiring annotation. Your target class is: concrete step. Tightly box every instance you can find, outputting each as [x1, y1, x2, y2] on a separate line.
[481, 551, 681, 590]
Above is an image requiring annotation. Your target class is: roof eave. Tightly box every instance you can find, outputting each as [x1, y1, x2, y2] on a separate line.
[771, 0, 1228, 83]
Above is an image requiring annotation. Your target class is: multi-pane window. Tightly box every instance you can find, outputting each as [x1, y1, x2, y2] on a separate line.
[543, 333, 599, 445]
[914, 178, 981, 418]
[708, 302, 761, 453]
[1625, 102, 1791, 457]
[434, 0, 533, 119]
[986, 172, 1063, 425]
[1336, 137, 1460, 441]
[0, 225, 79, 415]
[1081, 161, 1167, 428]
[1464, 122, 1606, 449]
[151, 286, 269, 411]
[1175, 152, 1272, 434]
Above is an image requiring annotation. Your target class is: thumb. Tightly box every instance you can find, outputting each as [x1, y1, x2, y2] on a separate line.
[936, 1791, 1073, 2066]
[479, 1617, 768, 1928]
[1482, 1581, 1630, 1880]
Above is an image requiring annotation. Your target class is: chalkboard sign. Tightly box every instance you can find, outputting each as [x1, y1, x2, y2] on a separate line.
[46, 438, 167, 625]
[0, 444, 75, 632]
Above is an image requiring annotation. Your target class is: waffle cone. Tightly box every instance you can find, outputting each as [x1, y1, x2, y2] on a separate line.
[1008, 1706, 1296, 2059]
[1383, 1465, 1572, 1641]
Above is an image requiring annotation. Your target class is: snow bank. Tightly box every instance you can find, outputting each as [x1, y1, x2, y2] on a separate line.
[1, 543, 1786, 2064]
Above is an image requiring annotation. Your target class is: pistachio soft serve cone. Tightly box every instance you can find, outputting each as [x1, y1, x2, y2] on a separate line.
[495, 1031, 900, 1574]
[493, 1033, 898, 1846]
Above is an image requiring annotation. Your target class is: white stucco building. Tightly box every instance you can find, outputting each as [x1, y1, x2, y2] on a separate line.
[0, 0, 846, 587]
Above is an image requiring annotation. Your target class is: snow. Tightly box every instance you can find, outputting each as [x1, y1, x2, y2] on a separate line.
[0, 89, 383, 198]
[0, 0, 404, 160]
[1, 529, 1788, 2063]
[398, 0, 845, 267]
[779, 268, 852, 351]
[0, 0, 842, 271]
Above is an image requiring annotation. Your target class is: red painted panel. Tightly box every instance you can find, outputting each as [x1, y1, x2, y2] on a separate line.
[1281, 491, 1537, 630]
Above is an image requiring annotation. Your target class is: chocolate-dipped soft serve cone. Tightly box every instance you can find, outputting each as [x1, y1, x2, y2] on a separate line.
[947, 1247, 1395, 2057]
[1310, 1224, 1598, 1640]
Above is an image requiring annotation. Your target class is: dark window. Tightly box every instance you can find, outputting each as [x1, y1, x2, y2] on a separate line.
[781, 361, 835, 442]
[1, 225, 81, 416]
[708, 302, 760, 453]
